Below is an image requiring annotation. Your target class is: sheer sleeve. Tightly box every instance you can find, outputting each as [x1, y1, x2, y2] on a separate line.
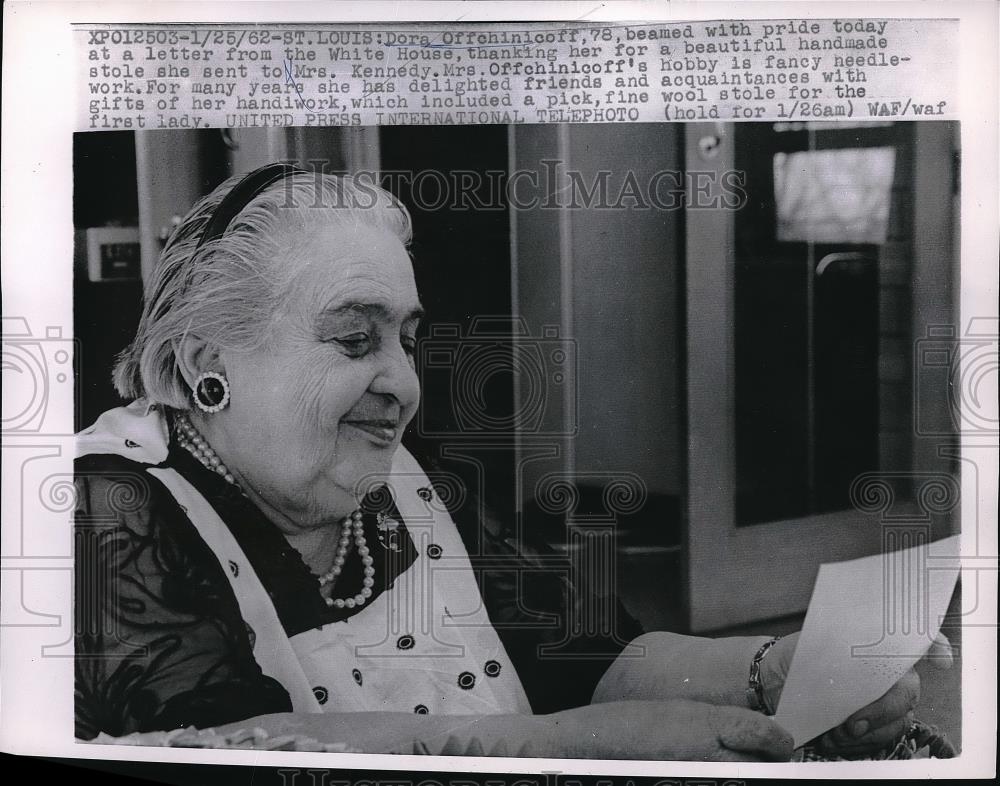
[74, 456, 292, 740]
[466, 507, 645, 714]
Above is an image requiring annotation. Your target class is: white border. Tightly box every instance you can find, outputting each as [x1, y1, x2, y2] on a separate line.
[2, 0, 997, 779]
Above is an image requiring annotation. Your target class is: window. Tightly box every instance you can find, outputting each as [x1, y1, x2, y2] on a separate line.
[733, 123, 913, 525]
[773, 147, 896, 244]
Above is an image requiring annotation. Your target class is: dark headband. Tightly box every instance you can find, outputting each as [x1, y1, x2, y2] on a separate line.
[195, 162, 308, 250]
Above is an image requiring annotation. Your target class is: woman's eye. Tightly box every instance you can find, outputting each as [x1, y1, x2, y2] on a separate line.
[333, 334, 371, 356]
[401, 335, 417, 356]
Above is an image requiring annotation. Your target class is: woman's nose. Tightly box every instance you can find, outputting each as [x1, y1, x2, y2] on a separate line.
[370, 343, 420, 409]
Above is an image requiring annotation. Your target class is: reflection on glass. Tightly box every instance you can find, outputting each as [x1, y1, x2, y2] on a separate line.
[774, 148, 896, 244]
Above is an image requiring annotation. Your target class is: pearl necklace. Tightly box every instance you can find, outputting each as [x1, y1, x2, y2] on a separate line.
[317, 509, 376, 609]
[172, 411, 374, 610]
[174, 412, 240, 487]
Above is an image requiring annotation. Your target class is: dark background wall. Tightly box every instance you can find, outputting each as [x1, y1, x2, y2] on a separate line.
[73, 132, 142, 431]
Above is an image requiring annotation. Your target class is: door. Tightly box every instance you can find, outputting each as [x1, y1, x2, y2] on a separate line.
[684, 121, 957, 632]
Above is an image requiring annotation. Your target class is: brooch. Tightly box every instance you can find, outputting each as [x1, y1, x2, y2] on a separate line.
[376, 511, 402, 552]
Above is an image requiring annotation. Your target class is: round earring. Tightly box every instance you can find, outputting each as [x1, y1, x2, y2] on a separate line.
[193, 371, 231, 413]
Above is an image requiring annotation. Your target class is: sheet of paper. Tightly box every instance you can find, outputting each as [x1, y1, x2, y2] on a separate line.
[773, 534, 961, 747]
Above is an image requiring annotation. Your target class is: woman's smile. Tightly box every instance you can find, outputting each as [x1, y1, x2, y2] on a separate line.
[340, 417, 399, 446]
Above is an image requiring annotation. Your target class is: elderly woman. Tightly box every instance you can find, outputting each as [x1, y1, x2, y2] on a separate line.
[75, 164, 947, 760]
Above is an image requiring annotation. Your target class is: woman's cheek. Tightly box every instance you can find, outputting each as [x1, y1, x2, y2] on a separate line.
[303, 362, 373, 429]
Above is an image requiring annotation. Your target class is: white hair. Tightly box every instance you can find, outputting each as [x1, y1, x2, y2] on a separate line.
[112, 171, 413, 408]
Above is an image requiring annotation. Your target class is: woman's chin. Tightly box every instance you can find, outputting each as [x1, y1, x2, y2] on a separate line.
[334, 455, 398, 498]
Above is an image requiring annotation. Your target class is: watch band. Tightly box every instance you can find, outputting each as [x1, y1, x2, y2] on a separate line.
[746, 636, 782, 714]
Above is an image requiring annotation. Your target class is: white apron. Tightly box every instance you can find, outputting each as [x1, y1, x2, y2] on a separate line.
[77, 400, 532, 717]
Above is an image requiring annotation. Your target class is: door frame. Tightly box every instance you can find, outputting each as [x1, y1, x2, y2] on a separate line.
[683, 123, 887, 633]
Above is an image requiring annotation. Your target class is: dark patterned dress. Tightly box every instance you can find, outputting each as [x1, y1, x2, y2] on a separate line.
[75, 439, 643, 740]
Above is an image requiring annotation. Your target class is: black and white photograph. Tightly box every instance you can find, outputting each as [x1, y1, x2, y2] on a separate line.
[68, 116, 963, 760]
[1, 1, 997, 781]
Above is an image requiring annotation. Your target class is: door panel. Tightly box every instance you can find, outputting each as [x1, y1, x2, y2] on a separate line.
[684, 122, 956, 633]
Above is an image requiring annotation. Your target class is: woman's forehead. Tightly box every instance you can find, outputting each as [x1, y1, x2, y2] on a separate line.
[284, 222, 418, 315]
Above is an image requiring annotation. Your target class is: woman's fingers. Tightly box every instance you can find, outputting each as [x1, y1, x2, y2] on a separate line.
[841, 669, 920, 738]
[713, 707, 795, 761]
[925, 632, 953, 670]
[821, 712, 915, 757]
[819, 669, 920, 755]
[820, 635, 948, 757]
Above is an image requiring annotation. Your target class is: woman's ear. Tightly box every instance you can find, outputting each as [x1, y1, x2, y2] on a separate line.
[173, 333, 224, 394]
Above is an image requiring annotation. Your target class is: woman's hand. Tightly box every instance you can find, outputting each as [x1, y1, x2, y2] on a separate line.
[556, 699, 794, 761]
[815, 633, 953, 758]
[763, 631, 953, 758]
